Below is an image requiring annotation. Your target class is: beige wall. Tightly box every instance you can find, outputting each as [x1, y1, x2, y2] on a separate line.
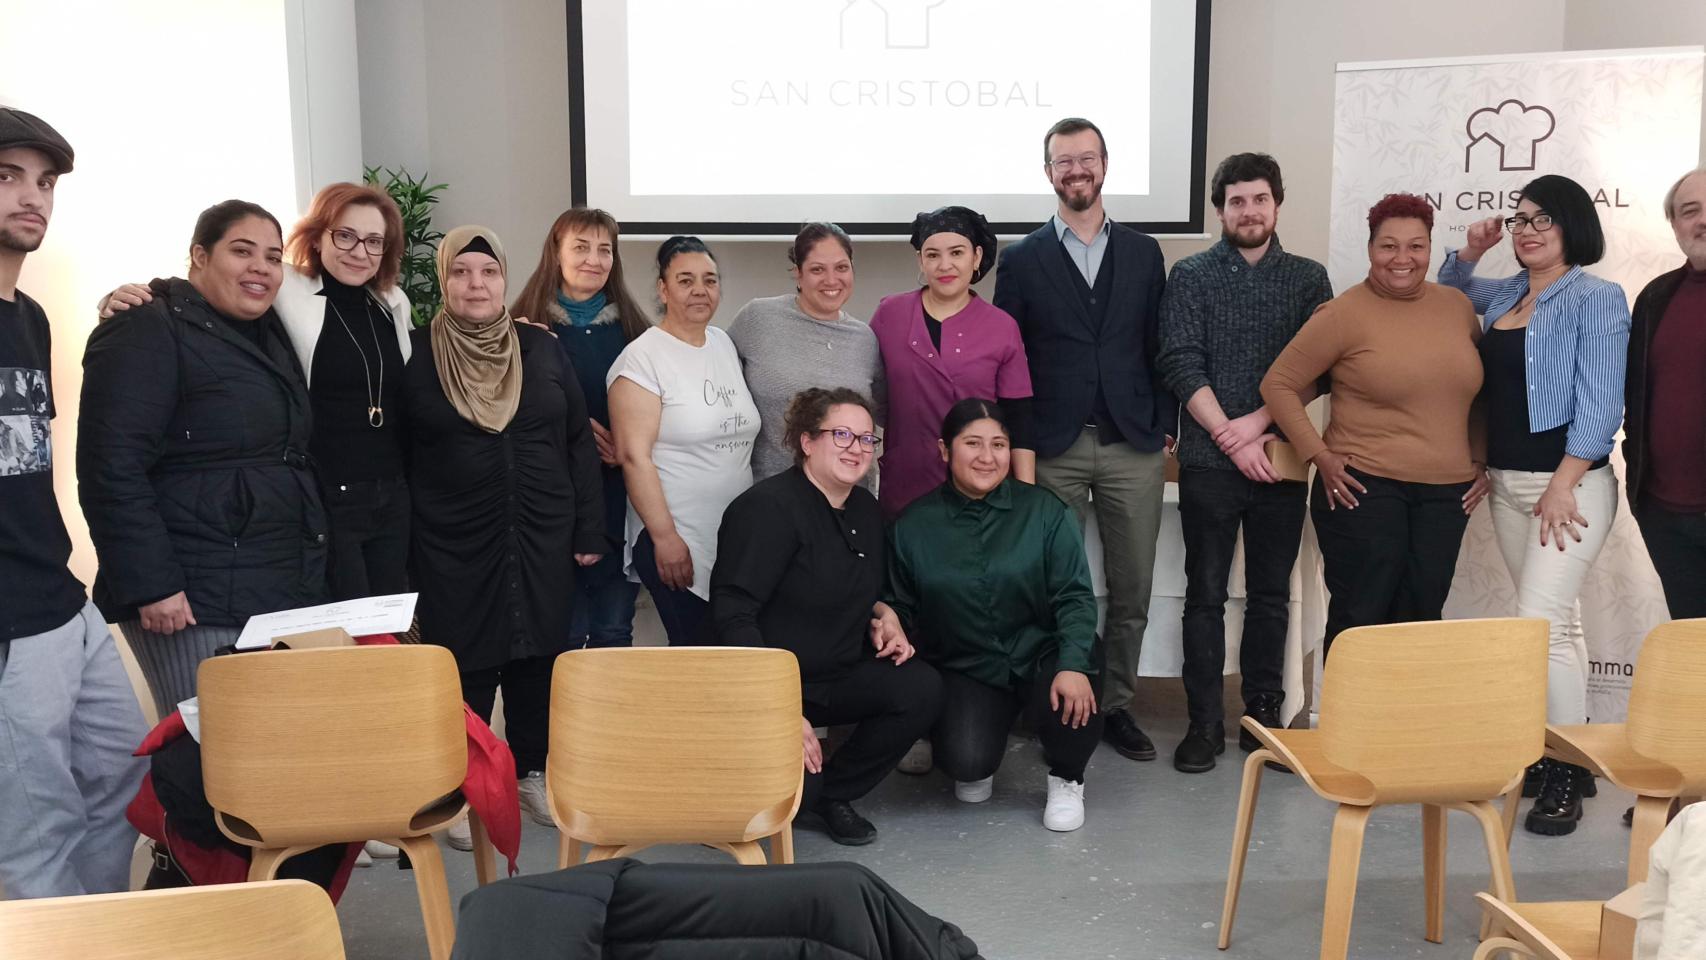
[351, 0, 1628, 318]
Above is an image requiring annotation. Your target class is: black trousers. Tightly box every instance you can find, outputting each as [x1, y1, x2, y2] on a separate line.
[632, 530, 710, 646]
[801, 658, 942, 810]
[932, 649, 1104, 784]
[1634, 501, 1706, 619]
[1178, 467, 1307, 724]
[322, 476, 411, 601]
[1311, 467, 1471, 655]
[461, 655, 554, 775]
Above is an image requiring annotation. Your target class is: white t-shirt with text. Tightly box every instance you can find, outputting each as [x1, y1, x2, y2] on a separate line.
[606, 325, 760, 599]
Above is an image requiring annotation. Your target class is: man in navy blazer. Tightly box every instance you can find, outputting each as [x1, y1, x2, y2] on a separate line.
[993, 117, 1177, 764]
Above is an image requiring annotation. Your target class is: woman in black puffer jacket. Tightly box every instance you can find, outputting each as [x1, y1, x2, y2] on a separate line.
[79, 199, 328, 717]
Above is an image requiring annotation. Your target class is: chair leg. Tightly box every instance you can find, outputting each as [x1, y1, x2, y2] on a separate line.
[1477, 782, 1521, 942]
[558, 832, 583, 869]
[1499, 781, 1522, 850]
[1422, 803, 1445, 944]
[583, 844, 621, 863]
[1319, 804, 1372, 960]
[706, 840, 769, 865]
[1629, 795, 1676, 886]
[469, 810, 495, 886]
[1217, 748, 1271, 950]
[1456, 800, 1518, 905]
[398, 834, 457, 960]
[772, 824, 795, 865]
[246, 845, 313, 882]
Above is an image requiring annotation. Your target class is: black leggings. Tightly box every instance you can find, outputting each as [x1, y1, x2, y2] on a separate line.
[461, 655, 554, 775]
[932, 649, 1104, 784]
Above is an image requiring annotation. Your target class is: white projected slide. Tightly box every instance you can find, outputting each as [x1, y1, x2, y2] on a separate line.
[572, 0, 1208, 233]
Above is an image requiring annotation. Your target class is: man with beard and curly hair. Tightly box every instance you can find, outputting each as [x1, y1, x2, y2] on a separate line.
[1156, 153, 1333, 773]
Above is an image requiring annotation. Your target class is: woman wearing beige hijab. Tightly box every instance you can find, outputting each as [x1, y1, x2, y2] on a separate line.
[403, 225, 605, 826]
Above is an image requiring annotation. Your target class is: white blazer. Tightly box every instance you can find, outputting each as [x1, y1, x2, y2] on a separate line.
[272, 266, 414, 386]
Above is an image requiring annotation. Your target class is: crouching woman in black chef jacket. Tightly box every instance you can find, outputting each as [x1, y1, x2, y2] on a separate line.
[711, 387, 940, 847]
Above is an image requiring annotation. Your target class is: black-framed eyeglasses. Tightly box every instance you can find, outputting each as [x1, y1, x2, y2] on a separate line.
[328, 227, 387, 256]
[1503, 214, 1555, 234]
[815, 427, 881, 451]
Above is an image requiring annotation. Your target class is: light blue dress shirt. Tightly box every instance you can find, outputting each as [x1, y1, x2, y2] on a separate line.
[1051, 214, 1111, 287]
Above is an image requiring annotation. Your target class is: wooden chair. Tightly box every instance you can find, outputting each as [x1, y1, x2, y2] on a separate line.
[1544, 618, 1706, 884]
[1219, 617, 1548, 960]
[1265, 440, 1311, 483]
[1471, 892, 1606, 960]
[198, 645, 491, 960]
[0, 879, 343, 960]
[546, 646, 803, 866]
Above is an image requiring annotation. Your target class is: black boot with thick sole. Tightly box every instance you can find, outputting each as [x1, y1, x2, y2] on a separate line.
[1525, 760, 1586, 837]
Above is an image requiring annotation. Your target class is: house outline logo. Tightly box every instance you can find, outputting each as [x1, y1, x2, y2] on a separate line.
[838, 0, 948, 51]
[1463, 99, 1557, 173]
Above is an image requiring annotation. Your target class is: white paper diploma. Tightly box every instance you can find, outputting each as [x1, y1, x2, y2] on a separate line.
[234, 593, 419, 650]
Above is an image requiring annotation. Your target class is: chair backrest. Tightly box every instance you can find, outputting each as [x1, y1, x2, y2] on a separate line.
[1625, 618, 1706, 794]
[548, 646, 803, 846]
[0, 879, 344, 960]
[1319, 618, 1547, 804]
[199, 645, 466, 846]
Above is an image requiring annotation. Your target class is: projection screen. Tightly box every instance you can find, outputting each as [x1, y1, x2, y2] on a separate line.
[567, 0, 1211, 235]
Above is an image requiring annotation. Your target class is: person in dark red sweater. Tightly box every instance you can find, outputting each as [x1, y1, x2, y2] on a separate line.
[1626, 167, 1706, 619]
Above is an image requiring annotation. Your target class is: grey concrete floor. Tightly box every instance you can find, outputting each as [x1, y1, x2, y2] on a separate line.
[335, 711, 1635, 960]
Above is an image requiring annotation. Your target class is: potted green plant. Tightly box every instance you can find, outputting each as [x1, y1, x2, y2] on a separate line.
[364, 165, 448, 327]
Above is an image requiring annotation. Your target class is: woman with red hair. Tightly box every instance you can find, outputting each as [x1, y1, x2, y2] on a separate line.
[1260, 193, 1488, 653]
[101, 183, 416, 602]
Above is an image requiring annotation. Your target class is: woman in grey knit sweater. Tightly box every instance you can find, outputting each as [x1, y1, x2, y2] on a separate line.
[728, 223, 886, 485]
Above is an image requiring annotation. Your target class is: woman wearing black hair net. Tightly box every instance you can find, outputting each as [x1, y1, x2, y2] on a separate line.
[867, 206, 1036, 521]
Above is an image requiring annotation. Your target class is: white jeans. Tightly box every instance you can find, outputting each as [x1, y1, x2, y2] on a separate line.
[1487, 467, 1617, 725]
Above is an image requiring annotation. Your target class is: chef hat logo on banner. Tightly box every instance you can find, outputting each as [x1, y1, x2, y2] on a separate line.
[1463, 98, 1558, 173]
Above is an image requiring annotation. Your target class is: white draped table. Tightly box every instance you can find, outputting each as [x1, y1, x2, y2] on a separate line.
[1081, 481, 1318, 726]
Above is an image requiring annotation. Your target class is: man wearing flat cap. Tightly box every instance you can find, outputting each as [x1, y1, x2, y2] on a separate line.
[993, 117, 1176, 764]
[0, 107, 147, 899]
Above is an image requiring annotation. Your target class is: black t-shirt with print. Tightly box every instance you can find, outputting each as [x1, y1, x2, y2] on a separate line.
[0, 291, 87, 639]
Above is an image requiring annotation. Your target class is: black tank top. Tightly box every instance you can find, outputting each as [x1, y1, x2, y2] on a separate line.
[1478, 325, 1606, 472]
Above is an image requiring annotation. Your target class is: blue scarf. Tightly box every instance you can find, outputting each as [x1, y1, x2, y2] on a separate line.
[556, 289, 607, 328]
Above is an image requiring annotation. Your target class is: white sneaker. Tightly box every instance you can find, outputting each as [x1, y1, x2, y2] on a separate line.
[897, 739, 933, 775]
[365, 840, 400, 860]
[1044, 775, 1086, 832]
[355, 848, 373, 867]
[954, 776, 994, 803]
[517, 770, 556, 827]
[445, 817, 473, 852]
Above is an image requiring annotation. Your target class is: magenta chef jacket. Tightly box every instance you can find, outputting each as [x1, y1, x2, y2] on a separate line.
[870, 288, 1034, 519]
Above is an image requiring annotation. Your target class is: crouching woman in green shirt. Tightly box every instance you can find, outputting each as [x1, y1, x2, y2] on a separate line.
[885, 397, 1102, 832]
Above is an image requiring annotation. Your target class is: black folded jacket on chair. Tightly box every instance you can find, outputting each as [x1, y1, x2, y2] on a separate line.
[449, 858, 983, 960]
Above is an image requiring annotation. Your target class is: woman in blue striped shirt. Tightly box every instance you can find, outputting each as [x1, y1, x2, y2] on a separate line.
[1440, 174, 1630, 838]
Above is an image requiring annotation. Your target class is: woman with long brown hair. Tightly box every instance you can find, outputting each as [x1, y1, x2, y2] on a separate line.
[512, 208, 650, 649]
